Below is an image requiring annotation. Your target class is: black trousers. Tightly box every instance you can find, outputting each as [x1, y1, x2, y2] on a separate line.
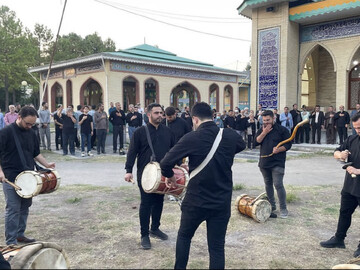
[91, 129, 97, 147]
[291, 126, 302, 143]
[335, 190, 360, 240]
[300, 124, 310, 143]
[311, 124, 322, 144]
[55, 127, 62, 149]
[337, 127, 348, 144]
[74, 128, 80, 148]
[113, 125, 124, 150]
[175, 205, 230, 270]
[139, 186, 164, 237]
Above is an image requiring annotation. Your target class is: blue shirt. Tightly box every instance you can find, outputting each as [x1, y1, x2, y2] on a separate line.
[0, 113, 4, 130]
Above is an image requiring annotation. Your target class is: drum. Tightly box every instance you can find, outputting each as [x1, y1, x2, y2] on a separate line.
[142, 162, 189, 197]
[235, 193, 271, 223]
[1, 242, 70, 269]
[15, 169, 61, 199]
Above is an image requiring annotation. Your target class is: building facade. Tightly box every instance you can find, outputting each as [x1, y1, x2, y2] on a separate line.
[238, 0, 360, 111]
[28, 44, 250, 113]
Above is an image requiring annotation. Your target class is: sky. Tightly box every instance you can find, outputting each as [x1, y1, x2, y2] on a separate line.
[2, 0, 252, 71]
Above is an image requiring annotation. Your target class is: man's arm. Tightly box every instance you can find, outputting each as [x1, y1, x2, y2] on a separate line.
[34, 154, 55, 169]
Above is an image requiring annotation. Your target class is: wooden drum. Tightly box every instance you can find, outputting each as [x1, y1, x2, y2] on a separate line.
[235, 192, 271, 223]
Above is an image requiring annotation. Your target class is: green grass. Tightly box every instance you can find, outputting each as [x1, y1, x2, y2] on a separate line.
[286, 192, 299, 203]
[66, 197, 82, 204]
[233, 183, 246, 191]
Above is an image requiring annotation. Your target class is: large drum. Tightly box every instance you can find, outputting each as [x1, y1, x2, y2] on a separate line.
[142, 162, 189, 197]
[15, 169, 61, 199]
[235, 193, 271, 223]
[1, 242, 70, 269]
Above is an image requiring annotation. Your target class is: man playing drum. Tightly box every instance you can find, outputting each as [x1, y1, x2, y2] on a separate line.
[160, 102, 246, 269]
[320, 113, 360, 258]
[124, 103, 175, 250]
[0, 106, 55, 245]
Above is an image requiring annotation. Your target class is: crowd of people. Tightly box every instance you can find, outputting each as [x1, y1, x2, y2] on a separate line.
[1, 101, 360, 269]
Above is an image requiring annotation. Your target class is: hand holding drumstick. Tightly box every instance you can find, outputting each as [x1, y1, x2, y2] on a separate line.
[165, 175, 177, 189]
[124, 173, 135, 184]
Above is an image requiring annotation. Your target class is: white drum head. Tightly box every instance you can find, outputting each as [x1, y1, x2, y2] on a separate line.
[252, 200, 271, 223]
[23, 248, 68, 269]
[142, 163, 160, 192]
[15, 171, 41, 198]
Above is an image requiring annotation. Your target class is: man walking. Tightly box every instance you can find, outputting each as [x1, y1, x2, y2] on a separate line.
[160, 102, 246, 269]
[255, 110, 292, 219]
[320, 113, 360, 258]
[109, 102, 126, 155]
[94, 103, 109, 155]
[124, 103, 175, 250]
[38, 102, 51, 151]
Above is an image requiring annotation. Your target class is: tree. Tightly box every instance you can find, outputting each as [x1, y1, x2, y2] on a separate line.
[0, 6, 37, 110]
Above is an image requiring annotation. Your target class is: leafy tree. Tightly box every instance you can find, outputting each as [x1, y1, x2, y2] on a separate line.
[0, 6, 37, 110]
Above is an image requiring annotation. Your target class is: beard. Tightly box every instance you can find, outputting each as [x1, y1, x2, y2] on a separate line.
[150, 115, 162, 124]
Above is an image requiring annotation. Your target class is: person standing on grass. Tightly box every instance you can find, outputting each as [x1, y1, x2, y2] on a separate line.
[255, 109, 292, 219]
[79, 105, 94, 157]
[124, 103, 175, 250]
[109, 102, 126, 155]
[160, 102, 246, 269]
[320, 113, 360, 258]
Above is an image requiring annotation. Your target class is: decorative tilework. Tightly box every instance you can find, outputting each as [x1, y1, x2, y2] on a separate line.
[300, 16, 360, 43]
[110, 62, 237, 83]
[258, 27, 280, 109]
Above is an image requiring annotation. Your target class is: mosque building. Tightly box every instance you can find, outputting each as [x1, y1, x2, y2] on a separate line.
[238, 0, 360, 111]
[28, 44, 250, 113]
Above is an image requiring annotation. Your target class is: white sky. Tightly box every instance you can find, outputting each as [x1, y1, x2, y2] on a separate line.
[2, 0, 252, 71]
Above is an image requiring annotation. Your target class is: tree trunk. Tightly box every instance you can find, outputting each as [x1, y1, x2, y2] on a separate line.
[12, 89, 16, 105]
[4, 75, 9, 110]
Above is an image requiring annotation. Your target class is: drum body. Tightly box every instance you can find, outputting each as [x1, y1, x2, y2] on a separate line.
[2, 242, 70, 269]
[235, 194, 271, 223]
[142, 162, 189, 197]
[15, 169, 61, 199]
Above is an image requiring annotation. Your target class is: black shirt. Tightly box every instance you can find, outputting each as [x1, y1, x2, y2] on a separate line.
[53, 113, 63, 128]
[160, 121, 246, 210]
[126, 112, 143, 127]
[235, 115, 249, 131]
[254, 123, 292, 169]
[62, 113, 75, 133]
[334, 111, 350, 128]
[224, 116, 236, 129]
[336, 135, 360, 197]
[181, 112, 193, 129]
[161, 117, 191, 143]
[0, 123, 40, 181]
[125, 123, 175, 181]
[290, 109, 302, 125]
[79, 114, 93, 135]
[109, 109, 126, 126]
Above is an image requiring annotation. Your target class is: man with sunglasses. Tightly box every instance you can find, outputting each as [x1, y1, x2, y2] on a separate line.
[0, 106, 55, 245]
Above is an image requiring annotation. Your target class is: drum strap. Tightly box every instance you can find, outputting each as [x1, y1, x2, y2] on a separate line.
[190, 128, 223, 180]
[144, 125, 156, 162]
[10, 124, 29, 171]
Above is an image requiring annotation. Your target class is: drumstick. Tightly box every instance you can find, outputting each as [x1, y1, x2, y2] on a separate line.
[129, 178, 135, 184]
[3, 178, 22, 191]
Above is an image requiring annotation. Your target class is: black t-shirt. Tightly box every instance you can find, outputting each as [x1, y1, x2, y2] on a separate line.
[336, 135, 360, 197]
[254, 123, 292, 169]
[161, 117, 191, 143]
[62, 113, 75, 133]
[53, 113, 63, 128]
[0, 123, 40, 181]
[79, 114, 93, 135]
